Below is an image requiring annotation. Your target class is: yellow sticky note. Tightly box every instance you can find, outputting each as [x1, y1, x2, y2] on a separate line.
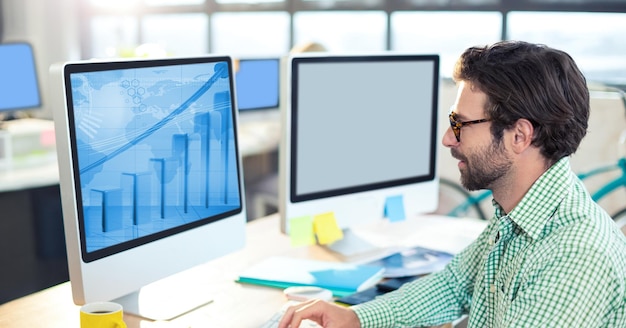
[288, 215, 315, 247]
[313, 212, 344, 245]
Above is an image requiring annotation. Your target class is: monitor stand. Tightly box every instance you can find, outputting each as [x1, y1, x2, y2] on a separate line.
[323, 228, 398, 263]
[112, 266, 214, 321]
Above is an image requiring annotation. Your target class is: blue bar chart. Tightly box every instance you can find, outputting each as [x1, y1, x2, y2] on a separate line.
[70, 62, 241, 252]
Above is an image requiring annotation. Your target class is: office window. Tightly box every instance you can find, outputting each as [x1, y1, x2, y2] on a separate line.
[525, 0, 624, 3]
[142, 14, 209, 57]
[81, 0, 626, 65]
[90, 0, 205, 5]
[508, 11, 626, 85]
[145, 0, 205, 4]
[211, 12, 290, 56]
[293, 11, 387, 52]
[216, 0, 284, 3]
[90, 15, 139, 58]
[89, 0, 139, 7]
[404, 0, 499, 5]
[391, 11, 502, 77]
[301, 0, 385, 4]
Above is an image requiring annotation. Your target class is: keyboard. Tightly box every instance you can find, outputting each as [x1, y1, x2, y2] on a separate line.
[335, 275, 421, 306]
[259, 301, 321, 328]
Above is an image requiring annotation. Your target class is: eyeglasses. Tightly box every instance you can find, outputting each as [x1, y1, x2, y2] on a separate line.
[448, 110, 491, 142]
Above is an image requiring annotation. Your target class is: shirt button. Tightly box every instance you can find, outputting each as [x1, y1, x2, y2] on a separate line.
[490, 284, 496, 293]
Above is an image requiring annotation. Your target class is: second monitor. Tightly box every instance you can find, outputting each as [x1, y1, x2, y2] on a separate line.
[279, 53, 440, 255]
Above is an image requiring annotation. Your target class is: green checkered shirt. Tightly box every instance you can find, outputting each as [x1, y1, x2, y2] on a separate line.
[353, 157, 626, 327]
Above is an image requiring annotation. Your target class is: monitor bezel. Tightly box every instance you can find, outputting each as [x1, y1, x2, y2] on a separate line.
[288, 54, 440, 204]
[52, 54, 248, 311]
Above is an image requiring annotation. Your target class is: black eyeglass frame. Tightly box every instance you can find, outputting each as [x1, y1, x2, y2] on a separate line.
[448, 110, 491, 142]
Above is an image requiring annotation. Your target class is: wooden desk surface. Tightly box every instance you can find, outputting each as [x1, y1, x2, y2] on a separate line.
[0, 214, 335, 328]
[0, 213, 485, 328]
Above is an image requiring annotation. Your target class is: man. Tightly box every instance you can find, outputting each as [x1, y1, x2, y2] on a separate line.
[278, 40, 626, 328]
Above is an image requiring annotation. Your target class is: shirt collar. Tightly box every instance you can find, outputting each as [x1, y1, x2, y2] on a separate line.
[495, 157, 573, 240]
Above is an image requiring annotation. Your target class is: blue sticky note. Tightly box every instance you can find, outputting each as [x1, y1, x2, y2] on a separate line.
[384, 195, 406, 222]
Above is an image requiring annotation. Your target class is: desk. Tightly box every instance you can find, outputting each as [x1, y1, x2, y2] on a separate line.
[0, 213, 486, 328]
[0, 161, 59, 193]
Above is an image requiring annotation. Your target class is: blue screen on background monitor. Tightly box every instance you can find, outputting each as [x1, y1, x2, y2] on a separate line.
[235, 58, 280, 111]
[66, 59, 242, 261]
[0, 42, 41, 112]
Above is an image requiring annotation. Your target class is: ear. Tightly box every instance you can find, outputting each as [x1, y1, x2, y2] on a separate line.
[510, 118, 534, 154]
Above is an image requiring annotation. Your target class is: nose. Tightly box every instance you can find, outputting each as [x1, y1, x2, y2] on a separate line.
[442, 126, 458, 148]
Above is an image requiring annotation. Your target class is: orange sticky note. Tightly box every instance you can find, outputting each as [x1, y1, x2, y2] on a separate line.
[288, 215, 316, 247]
[313, 212, 344, 245]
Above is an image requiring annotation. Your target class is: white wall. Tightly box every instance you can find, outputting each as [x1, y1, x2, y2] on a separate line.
[2, 0, 80, 119]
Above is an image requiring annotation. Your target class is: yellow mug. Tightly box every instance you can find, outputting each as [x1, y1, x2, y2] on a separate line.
[80, 301, 127, 328]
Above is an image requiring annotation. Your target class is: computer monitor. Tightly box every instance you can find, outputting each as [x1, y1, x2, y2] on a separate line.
[234, 57, 280, 122]
[0, 42, 41, 117]
[50, 55, 246, 320]
[279, 53, 440, 257]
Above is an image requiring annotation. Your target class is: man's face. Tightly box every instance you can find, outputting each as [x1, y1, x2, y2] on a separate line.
[443, 81, 512, 191]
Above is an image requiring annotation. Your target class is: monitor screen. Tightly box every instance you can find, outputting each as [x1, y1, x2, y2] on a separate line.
[279, 53, 440, 249]
[51, 55, 246, 320]
[235, 57, 280, 112]
[0, 42, 41, 113]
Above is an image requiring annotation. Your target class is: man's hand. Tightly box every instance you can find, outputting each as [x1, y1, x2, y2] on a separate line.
[277, 299, 361, 328]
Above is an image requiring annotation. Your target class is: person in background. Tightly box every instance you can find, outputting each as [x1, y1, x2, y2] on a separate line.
[289, 41, 327, 54]
[278, 40, 626, 328]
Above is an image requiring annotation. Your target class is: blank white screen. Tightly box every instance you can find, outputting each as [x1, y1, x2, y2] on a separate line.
[295, 59, 436, 196]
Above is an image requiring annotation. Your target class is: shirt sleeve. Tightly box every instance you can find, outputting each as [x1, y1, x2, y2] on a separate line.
[352, 220, 497, 328]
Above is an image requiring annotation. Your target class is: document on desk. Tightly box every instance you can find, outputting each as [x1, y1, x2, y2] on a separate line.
[236, 256, 385, 297]
[349, 214, 489, 257]
[363, 245, 454, 278]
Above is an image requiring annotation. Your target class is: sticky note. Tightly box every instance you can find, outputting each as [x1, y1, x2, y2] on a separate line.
[384, 195, 406, 222]
[313, 212, 344, 245]
[288, 215, 316, 247]
[40, 129, 56, 147]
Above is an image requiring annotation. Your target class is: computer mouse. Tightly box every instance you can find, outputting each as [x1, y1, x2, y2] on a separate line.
[283, 286, 333, 302]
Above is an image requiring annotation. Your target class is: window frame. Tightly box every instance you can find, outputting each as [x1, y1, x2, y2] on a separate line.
[80, 0, 626, 77]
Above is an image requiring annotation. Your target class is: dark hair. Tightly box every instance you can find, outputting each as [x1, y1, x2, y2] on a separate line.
[453, 40, 589, 163]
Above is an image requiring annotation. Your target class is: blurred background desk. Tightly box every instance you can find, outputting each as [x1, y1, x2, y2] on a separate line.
[0, 161, 59, 192]
[0, 161, 65, 305]
[0, 213, 486, 328]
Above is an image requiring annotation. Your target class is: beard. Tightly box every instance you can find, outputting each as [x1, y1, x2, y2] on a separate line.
[451, 140, 512, 191]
